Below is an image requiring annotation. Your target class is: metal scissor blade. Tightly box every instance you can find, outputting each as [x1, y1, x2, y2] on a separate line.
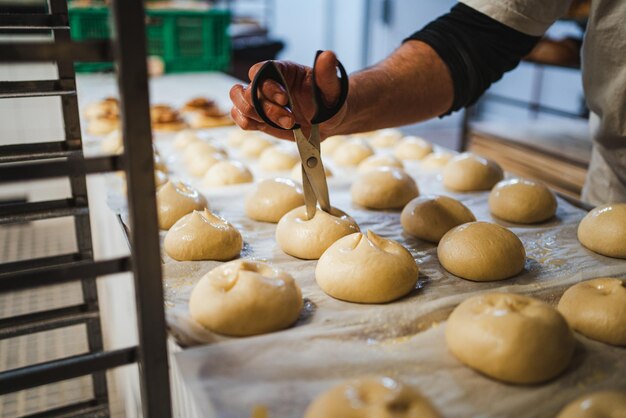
[301, 164, 317, 220]
[294, 127, 331, 217]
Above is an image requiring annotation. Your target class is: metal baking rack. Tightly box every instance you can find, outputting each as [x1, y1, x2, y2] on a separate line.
[0, 1, 171, 417]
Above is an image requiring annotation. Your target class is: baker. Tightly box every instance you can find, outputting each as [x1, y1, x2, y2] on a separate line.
[229, 1, 626, 205]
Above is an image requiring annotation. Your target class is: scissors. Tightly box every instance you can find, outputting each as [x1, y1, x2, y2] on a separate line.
[250, 50, 349, 220]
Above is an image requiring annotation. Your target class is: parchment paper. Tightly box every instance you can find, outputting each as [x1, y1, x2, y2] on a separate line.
[106, 127, 626, 418]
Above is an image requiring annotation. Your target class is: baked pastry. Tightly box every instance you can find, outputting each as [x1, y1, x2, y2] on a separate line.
[150, 104, 187, 132]
[84, 97, 119, 121]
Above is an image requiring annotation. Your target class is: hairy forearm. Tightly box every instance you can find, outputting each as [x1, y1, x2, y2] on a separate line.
[326, 41, 453, 136]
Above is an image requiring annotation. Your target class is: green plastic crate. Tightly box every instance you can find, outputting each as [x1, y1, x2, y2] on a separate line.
[68, 5, 231, 73]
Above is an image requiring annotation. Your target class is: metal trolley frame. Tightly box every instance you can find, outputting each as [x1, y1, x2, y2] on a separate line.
[0, 1, 172, 416]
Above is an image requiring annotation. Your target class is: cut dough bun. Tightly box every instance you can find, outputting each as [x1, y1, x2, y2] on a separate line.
[320, 135, 347, 156]
[305, 376, 441, 418]
[438, 221, 525, 281]
[164, 208, 242, 261]
[290, 162, 332, 182]
[202, 160, 253, 186]
[276, 206, 360, 260]
[556, 391, 626, 418]
[489, 178, 557, 224]
[357, 154, 404, 173]
[182, 140, 226, 163]
[401, 195, 476, 243]
[558, 278, 626, 346]
[245, 178, 304, 223]
[420, 152, 453, 169]
[351, 167, 419, 210]
[443, 153, 504, 192]
[187, 152, 225, 177]
[240, 135, 274, 158]
[578, 203, 626, 258]
[259, 145, 300, 171]
[174, 130, 200, 150]
[189, 260, 302, 336]
[156, 181, 208, 230]
[446, 292, 575, 384]
[332, 138, 374, 166]
[393, 136, 433, 160]
[369, 128, 403, 148]
[316, 230, 418, 303]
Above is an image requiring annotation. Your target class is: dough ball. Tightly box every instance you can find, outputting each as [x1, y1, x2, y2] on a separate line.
[186, 152, 225, 177]
[578, 203, 626, 259]
[189, 260, 302, 336]
[259, 145, 300, 171]
[276, 206, 360, 260]
[101, 130, 123, 154]
[370, 128, 403, 148]
[228, 129, 254, 148]
[156, 181, 208, 230]
[420, 152, 453, 169]
[558, 278, 626, 346]
[245, 178, 304, 223]
[446, 292, 575, 384]
[153, 153, 168, 173]
[438, 221, 525, 281]
[351, 167, 419, 210]
[556, 391, 626, 418]
[174, 130, 200, 150]
[321, 135, 347, 156]
[203, 160, 253, 186]
[489, 178, 557, 224]
[164, 208, 242, 261]
[357, 154, 404, 173]
[291, 162, 332, 182]
[154, 170, 168, 188]
[443, 153, 504, 192]
[305, 376, 441, 418]
[332, 138, 374, 166]
[240, 135, 274, 158]
[401, 195, 476, 243]
[394, 136, 433, 161]
[316, 230, 418, 303]
[183, 140, 226, 163]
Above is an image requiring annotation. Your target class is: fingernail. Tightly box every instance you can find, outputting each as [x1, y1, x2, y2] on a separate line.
[279, 117, 293, 128]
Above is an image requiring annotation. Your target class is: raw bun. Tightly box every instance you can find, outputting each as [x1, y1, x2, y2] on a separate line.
[203, 160, 253, 186]
[558, 278, 626, 346]
[276, 206, 360, 260]
[394, 136, 433, 160]
[316, 230, 418, 303]
[156, 181, 208, 230]
[245, 178, 304, 223]
[578, 203, 626, 258]
[154, 170, 168, 188]
[446, 292, 575, 384]
[164, 208, 242, 261]
[357, 154, 404, 173]
[438, 221, 525, 281]
[489, 178, 557, 223]
[556, 391, 626, 418]
[183, 140, 225, 163]
[321, 135, 347, 156]
[401, 195, 476, 243]
[443, 153, 504, 192]
[420, 152, 453, 169]
[240, 135, 274, 158]
[351, 167, 419, 210]
[174, 130, 200, 149]
[370, 128, 403, 148]
[228, 129, 253, 148]
[291, 162, 332, 182]
[304, 376, 441, 418]
[101, 130, 123, 154]
[332, 138, 374, 166]
[189, 260, 302, 336]
[187, 152, 225, 177]
[259, 145, 299, 171]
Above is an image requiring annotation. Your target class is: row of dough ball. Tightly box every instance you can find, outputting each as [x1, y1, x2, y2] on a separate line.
[447, 279, 626, 386]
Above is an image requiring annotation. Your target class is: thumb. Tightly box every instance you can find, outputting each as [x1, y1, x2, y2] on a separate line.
[314, 51, 342, 107]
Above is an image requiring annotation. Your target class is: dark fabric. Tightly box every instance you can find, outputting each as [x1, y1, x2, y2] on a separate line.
[404, 3, 541, 115]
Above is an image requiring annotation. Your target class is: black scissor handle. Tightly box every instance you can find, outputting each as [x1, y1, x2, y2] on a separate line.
[311, 50, 349, 125]
[250, 51, 349, 130]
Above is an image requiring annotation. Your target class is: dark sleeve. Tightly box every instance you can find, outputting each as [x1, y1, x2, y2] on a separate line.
[404, 3, 541, 116]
